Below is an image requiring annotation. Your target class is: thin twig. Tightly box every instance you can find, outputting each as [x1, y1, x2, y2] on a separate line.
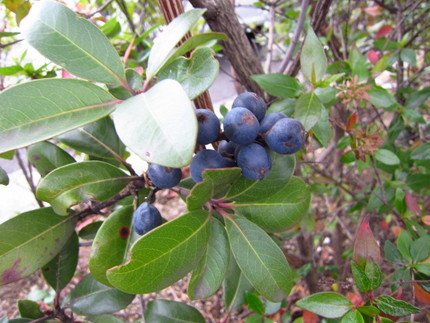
[87, 0, 115, 18]
[15, 149, 44, 207]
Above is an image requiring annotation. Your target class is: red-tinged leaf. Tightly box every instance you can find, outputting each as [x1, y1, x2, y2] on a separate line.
[364, 6, 382, 16]
[353, 215, 382, 266]
[346, 112, 357, 131]
[347, 292, 364, 307]
[303, 310, 318, 323]
[422, 215, 430, 226]
[405, 192, 420, 216]
[375, 25, 393, 39]
[367, 50, 380, 64]
[415, 283, 430, 305]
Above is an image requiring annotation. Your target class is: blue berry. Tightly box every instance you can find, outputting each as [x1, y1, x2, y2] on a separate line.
[190, 150, 226, 182]
[266, 118, 306, 154]
[133, 202, 162, 235]
[147, 164, 182, 189]
[260, 112, 287, 134]
[223, 107, 259, 145]
[196, 109, 220, 145]
[217, 140, 238, 159]
[232, 92, 266, 121]
[237, 143, 272, 180]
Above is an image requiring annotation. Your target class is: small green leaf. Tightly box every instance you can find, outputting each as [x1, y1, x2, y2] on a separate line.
[144, 300, 205, 323]
[397, 229, 413, 261]
[159, 47, 219, 100]
[0, 79, 116, 154]
[223, 256, 253, 311]
[341, 310, 364, 323]
[407, 174, 430, 192]
[68, 274, 135, 316]
[225, 216, 292, 302]
[400, 48, 417, 67]
[384, 240, 402, 262]
[368, 86, 397, 108]
[374, 149, 400, 165]
[85, 314, 123, 323]
[17, 300, 43, 319]
[79, 221, 103, 240]
[107, 210, 211, 294]
[300, 26, 327, 83]
[36, 161, 130, 215]
[21, 1, 125, 84]
[405, 87, 430, 109]
[365, 261, 382, 290]
[351, 262, 371, 292]
[374, 295, 420, 317]
[41, 231, 79, 291]
[357, 305, 380, 316]
[245, 292, 265, 314]
[296, 292, 353, 318]
[415, 263, 430, 276]
[294, 92, 323, 131]
[89, 206, 134, 286]
[112, 79, 197, 168]
[0, 65, 23, 76]
[411, 143, 430, 160]
[349, 48, 369, 82]
[146, 9, 206, 79]
[411, 236, 430, 263]
[312, 107, 332, 147]
[251, 73, 302, 98]
[0, 208, 77, 285]
[0, 167, 9, 186]
[27, 141, 75, 177]
[99, 18, 121, 38]
[188, 218, 230, 300]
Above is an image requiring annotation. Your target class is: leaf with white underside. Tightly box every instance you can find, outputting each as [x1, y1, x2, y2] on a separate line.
[113, 79, 197, 168]
[20, 1, 125, 84]
[0, 79, 117, 154]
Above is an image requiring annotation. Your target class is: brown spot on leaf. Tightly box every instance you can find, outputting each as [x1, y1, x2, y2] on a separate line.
[32, 155, 41, 161]
[1, 259, 24, 284]
[119, 226, 130, 240]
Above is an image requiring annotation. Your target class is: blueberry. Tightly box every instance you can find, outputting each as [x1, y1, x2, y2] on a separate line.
[133, 202, 162, 235]
[237, 143, 272, 180]
[217, 140, 238, 159]
[266, 118, 306, 154]
[196, 109, 220, 145]
[232, 92, 266, 121]
[147, 164, 182, 189]
[190, 149, 226, 182]
[260, 112, 287, 134]
[223, 107, 260, 145]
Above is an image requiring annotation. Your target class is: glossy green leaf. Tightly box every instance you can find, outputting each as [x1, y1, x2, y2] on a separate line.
[57, 117, 125, 161]
[341, 310, 364, 323]
[357, 305, 380, 316]
[89, 206, 134, 286]
[36, 161, 130, 215]
[365, 261, 382, 290]
[68, 274, 135, 316]
[79, 221, 103, 240]
[187, 168, 242, 211]
[251, 73, 302, 98]
[296, 292, 353, 318]
[0, 167, 9, 186]
[368, 86, 397, 108]
[300, 26, 327, 83]
[225, 216, 292, 302]
[41, 231, 79, 291]
[223, 255, 253, 311]
[411, 143, 430, 160]
[294, 92, 323, 131]
[112, 79, 197, 168]
[158, 47, 219, 100]
[146, 9, 206, 79]
[231, 176, 310, 232]
[374, 149, 400, 165]
[0, 79, 117, 154]
[144, 299, 205, 323]
[411, 236, 430, 262]
[27, 141, 75, 177]
[99, 18, 121, 38]
[17, 300, 43, 319]
[0, 65, 23, 76]
[351, 262, 371, 292]
[20, 1, 125, 84]
[245, 292, 265, 314]
[312, 107, 332, 147]
[374, 295, 420, 317]
[107, 210, 211, 294]
[188, 218, 230, 300]
[0, 208, 77, 285]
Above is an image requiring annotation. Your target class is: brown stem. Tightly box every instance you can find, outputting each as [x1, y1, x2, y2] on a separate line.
[16, 149, 44, 208]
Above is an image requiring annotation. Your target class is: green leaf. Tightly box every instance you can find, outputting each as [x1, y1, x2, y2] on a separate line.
[86, 314, 123, 323]
[27, 141, 75, 177]
[112, 79, 197, 168]
[187, 168, 242, 211]
[79, 221, 103, 240]
[349, 48, 369, 82]
[374, 295, 420, 317]
[397, 229, 413, 261]
[245, 314, 273, 323]
[374, 149, 400, 165]
[357, 305, 380, 316]
[158, 47, 219, 100]
[405, 87, 430, 109]
[341, 310, 364, 323]
[20, 1, 125, 84]
[365, 261, 382, 291]
[232, 176, 310, 232]
[415, 263, 430, 276]
[0, 65, 23, 76]
[107, 210, 211, 294]
[245, 292, 265, 314]
[411, 143, 430, 160]
[0, 208, 77, 285]
[17, 300, 43, 319]
[0, 79, 116, 154]
[99, 18, 121, 38]
[294, 92, 323, 131]
[312, 107, 332, 147]
[144, 299, 205, 323]
[89, 206, 134, 286]
[296, 292, 353, 318]
[407, 174, 430, 192]
[36, 161, 130, 215]
[411, 236, 430, 263]
[351, 262, 371, 292]
[300, 26, 327, 83]
[225, 216, 292, 302]
[384, 240, 402, 262]
[251, 73, 302, 98]
[68, 274, 135, 316]
[57, 117, 125, 161]
[41, 231, 79, 291]
[146, 9, 206, 79]
[223, 255, 253, 311]
[0, 167, 9, 186]
[368, 86, 397, 108]
[188, 218, 230, 300]
[400, 48, 417, 67]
